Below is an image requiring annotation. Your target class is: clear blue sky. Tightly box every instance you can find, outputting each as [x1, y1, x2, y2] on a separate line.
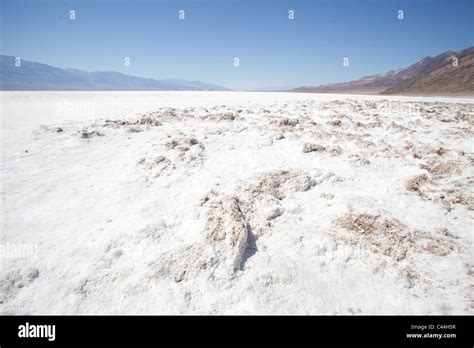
[1, 0, 473, 90]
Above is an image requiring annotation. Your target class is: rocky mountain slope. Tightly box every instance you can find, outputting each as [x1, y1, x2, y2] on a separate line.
[382, 48, 474, 95]
[292, 47, 474, 96]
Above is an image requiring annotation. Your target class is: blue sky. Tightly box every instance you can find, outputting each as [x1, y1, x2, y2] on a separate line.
[1, 0, 473, 90]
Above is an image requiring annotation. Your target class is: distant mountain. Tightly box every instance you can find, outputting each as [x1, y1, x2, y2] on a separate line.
[0, 55, 230, 91]
[291, 47, 474, 96]
[251, 85, 298, 92]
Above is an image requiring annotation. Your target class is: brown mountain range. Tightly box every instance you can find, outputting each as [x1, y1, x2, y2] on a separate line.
[291, 47, 474, 96]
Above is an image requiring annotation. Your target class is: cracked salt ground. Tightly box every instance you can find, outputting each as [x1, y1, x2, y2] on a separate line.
[1, 92, 473, 314]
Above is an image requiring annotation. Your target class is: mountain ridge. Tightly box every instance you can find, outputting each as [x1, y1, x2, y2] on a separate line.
[291, 47, 474, 96]
[0, 55, 230, 91]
